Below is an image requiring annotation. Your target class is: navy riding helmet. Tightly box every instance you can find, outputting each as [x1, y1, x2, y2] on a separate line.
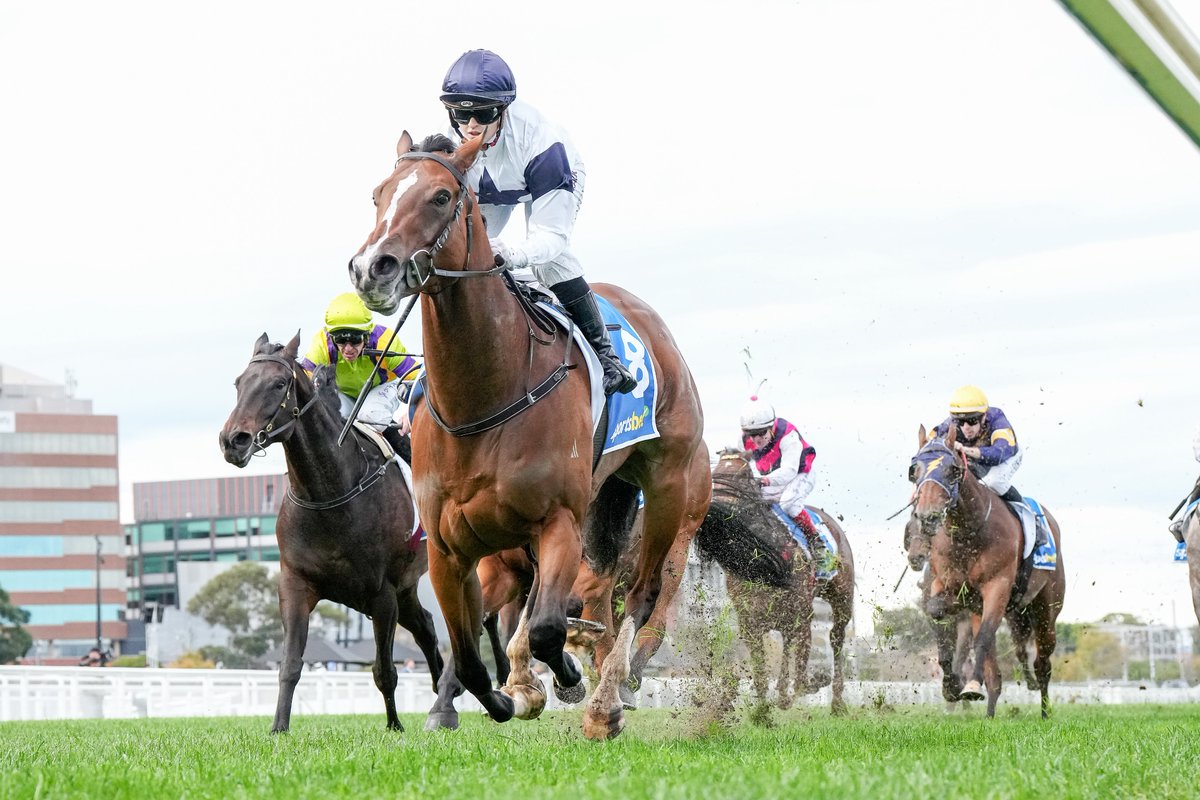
[440, 49, 517, 109]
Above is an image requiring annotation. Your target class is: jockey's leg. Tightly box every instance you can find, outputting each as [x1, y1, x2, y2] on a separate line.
[550, 277, 637, 395]
[791, 508, 824, 558]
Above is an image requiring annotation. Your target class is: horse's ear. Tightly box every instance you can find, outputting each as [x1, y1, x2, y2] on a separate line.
[451, 133, 484, 172]
[918, 424, 927, 447]
[253, 333, 270, 356]
[396, 131, 414, 158]
[946, 423, 958, 447]
[283, 330, 301, 361]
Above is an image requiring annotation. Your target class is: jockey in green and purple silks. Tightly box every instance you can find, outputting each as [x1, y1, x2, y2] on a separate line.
[933, 384, 1022, 500]
[300, 292, 420, 438]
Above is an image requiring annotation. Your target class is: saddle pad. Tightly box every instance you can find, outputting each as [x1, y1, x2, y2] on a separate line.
[352, 421, 421, 544]
[1025, 496, 1057, 572]
[768, 505, 839, 580]
[535, 296, 661, 455]
[1175, 541, 1188, 562]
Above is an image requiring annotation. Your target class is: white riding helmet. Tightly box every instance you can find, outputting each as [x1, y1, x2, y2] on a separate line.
[739, 396, 776, 433]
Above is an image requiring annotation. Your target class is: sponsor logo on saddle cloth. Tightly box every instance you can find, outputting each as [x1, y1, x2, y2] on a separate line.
[1022, 496, 1057, 571]
[535, 294, 660, 455]
[769, 505, 839, 580]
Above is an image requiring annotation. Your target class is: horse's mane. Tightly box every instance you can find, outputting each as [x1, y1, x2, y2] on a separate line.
[693, 448, 796, 587]
[310, 364, 344, 416]
[417, 134, 457, 155]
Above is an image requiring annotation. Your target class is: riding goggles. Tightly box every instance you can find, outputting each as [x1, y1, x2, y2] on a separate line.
[446, 104, 504, 125]
[954, 415, 983, 427]
[331, 330, 368, 346]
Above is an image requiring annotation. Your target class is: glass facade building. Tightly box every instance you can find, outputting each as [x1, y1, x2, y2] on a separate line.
[0, 364, 126, 664]
[127, 473, 286, 611]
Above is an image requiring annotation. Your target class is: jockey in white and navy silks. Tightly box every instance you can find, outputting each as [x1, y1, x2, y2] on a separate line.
[739, 396, 821, 548]
[439, 48, 635, 395]
[932, 385, 1023, 499]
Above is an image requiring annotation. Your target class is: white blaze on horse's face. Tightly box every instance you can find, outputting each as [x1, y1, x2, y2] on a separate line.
[350, 170, 422, 312]
[359, 171, 421, 268]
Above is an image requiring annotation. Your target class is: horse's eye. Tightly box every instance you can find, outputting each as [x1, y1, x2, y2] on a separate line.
[276, 380, 287, 391]
[433, 190, 451, 207]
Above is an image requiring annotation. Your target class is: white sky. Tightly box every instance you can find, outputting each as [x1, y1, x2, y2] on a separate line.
[2, 0, 1199, 631]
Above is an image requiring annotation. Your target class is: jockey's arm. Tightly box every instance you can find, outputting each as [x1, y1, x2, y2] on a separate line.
[761, 431, 803, 496]
[976, 412, 1017, 466]
[502, 187, 575, 268]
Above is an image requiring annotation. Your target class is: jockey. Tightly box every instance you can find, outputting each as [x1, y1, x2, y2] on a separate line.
[439, 48, 636, 396]
[299, 292, 420, 456]
[739, 395, 823, 552]
[933, 385, 1023, 501]
[1167, 430, 1200, 542]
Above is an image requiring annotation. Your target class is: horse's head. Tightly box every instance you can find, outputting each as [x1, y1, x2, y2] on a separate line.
[219, 332, 308, 467]
[903, 512, 933, 571]
[711, 447, 759, 502]
[348, 131, 488, 314]
[909, 424, 965, 538]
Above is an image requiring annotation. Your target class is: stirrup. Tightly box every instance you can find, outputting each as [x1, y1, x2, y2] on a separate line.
[604, 358, 637, 395]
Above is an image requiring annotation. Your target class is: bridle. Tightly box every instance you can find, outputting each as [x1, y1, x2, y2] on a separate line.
[244, 354, 391, 512]
[379, 150, 574, 438]
[247, 354, 320, 453]
[910, 440, 992, 532]
[390, 151, 506, 286]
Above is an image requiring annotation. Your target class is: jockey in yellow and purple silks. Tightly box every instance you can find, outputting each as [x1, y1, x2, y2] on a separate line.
[300, 292, 420, 440]
[739, 395, 823, 550]
[932, 385, 1022, 502]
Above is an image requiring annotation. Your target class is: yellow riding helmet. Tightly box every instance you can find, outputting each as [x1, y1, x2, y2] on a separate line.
[324, 292, 373, 332]
[948, 385, 989, 417]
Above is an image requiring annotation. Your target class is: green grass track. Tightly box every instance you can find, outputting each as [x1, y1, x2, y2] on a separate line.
[0, 704, 1195, 799]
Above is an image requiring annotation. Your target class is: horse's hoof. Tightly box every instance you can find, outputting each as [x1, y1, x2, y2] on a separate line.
[423, 711, 460, 731]
[618, 681, 639, 711]
[502, 682, 546, 720]
[555, 677, 587, 705]
[582, 703, 625, 741]
[959, 680, 985, 701]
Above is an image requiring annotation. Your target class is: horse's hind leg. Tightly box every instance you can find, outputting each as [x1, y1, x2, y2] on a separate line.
[395, 584, 443, 692]
[368, 591, 404, 731]
[1030, 597, 1059, 719]
[1006, 609, 1038, 690]
[625, 523, 694, 708]
[427, 547, 514, 723]
[828, 588, 852, 715]
[271, 572, 317, 734]
[483, 612, 510, 687]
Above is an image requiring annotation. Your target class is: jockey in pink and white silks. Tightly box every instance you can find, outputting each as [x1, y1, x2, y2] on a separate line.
[740, 396, 823, 551]
[439, 48, 636, 395]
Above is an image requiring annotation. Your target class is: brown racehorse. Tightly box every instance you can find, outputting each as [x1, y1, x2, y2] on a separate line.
[907, 425, 1066, 718]
[348, 132, 711, 740]
[218, 336, 443, 732]
[698, 449, 856, 714]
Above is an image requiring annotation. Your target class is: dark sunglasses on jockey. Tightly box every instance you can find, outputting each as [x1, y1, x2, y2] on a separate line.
[955, 414, 984, 427]
[331, 330, 368, 346]
[446, 104, 504, 125]
[743, 427, 772, 439]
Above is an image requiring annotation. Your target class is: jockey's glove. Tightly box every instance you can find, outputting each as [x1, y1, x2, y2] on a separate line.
[490, 238, 528, 269]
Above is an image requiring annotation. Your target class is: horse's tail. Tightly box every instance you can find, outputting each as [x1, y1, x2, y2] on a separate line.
[694, 497, 792, 588]
[582, 477, 642, 576]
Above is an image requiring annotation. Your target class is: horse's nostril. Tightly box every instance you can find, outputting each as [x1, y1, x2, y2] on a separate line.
[371, 254, 400, 279]
[230, 431, 252, 449]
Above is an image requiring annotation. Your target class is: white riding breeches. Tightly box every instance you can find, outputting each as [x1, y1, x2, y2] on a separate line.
[980, 448, 1023, 495]
[777, 469, 817, 519]
[338, 379, 402, 431]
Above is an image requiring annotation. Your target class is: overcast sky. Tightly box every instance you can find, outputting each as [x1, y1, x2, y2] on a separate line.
[2, 0, 1199, 631]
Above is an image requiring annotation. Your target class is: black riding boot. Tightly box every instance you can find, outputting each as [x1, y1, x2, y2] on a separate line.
[382, 425, 411, 465]
[552, 278, 637, 395]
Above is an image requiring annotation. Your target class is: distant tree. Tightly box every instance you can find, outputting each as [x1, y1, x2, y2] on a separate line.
[0, 586, 33, 664]
[872, 605, 936, 653]
[1053, 629, 1124, 681]
[169, 650, 216, 669]
[186, 562, 349, 667]
[1099, 612, 1145, 625]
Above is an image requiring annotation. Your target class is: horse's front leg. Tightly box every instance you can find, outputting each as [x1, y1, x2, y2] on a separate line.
[522, 508, 586, 708]
[395, 583, 443, 694]
[368, 590, 403, 731]
[428, 546, 514, 724]
[961, 581, 1008, 717]
[271, 571, 317, 734]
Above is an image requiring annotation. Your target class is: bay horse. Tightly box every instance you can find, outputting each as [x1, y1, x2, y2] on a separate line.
[348, 132, 711, 739]
[1186, 508, 1200, 630]
[696, 448, 855, 714]
[907, 424, 1066, 718]
[218, 334, 443, 732]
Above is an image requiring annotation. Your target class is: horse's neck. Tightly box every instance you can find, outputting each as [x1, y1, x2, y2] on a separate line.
[420, 278, 541, 419]
[947, 473, 998, 545]
[282, 396, 359, 498]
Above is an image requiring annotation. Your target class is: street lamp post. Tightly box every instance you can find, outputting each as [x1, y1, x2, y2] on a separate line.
[94, 535, 103, 651]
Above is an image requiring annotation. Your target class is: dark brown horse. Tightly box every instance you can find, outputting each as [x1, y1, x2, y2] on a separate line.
[907, 425, 1066, 717]
[348, 132, 711, 739]
[697, 449, 856, 714]
[218, 334, 443, 732]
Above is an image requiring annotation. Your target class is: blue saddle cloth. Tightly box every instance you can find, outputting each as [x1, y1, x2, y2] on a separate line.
[1025, 496, 1057, 571]
[769, 505, 839, 580]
